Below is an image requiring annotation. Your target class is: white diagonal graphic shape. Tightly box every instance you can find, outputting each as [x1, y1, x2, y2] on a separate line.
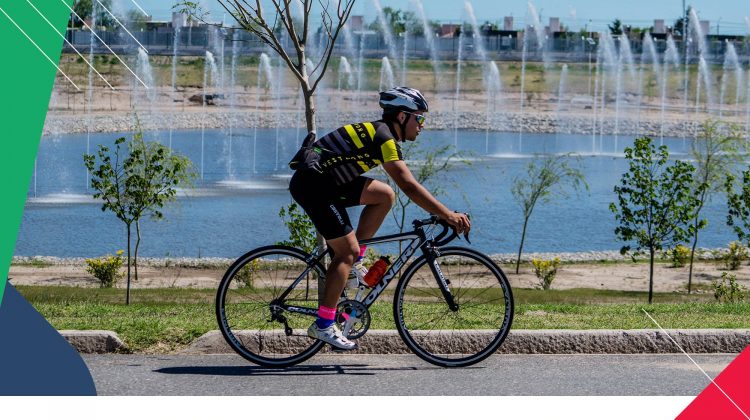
[93, 0, 148, 53]
[129, 0, 148, 16]
[0, 5, 80, 91]
[60, 0, 149, 89]
[642, 309, 749, 420]
[26, 0, 115, 90]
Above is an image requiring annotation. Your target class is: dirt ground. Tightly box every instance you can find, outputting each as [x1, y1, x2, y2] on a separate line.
[8, 259, 750, 293]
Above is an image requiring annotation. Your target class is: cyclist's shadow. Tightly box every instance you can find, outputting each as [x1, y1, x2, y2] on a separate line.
[155, 363, 453, 376]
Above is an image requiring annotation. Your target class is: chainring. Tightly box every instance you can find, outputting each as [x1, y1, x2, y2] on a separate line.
[336, 300, 371, 339]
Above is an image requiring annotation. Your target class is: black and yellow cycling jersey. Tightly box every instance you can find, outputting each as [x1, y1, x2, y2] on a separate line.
[314, 120, 403, 185]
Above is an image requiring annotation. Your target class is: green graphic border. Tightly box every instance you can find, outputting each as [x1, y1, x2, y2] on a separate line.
[0, 0, 71, 306]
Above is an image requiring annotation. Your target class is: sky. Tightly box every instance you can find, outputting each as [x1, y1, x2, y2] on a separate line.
[125, 0, 750, 34]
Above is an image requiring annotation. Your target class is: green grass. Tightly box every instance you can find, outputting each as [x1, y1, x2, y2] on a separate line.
[16, 285, 750, 353]
[12, 259, 52, 268]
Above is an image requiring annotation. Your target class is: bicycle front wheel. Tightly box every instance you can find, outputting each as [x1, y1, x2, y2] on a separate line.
[216, 245, 326, 368]
[394, 247, 514, 367]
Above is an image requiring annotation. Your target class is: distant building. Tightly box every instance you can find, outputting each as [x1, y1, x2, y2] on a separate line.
[349, 15, 364, 31]
[700, 20, 710, 35]
[548, 17, 560, 33]
[503, 16, 513, 31]
[172, 12, 187, 28]
[440, 23, 459, 38]
[653, 19, 665, 34]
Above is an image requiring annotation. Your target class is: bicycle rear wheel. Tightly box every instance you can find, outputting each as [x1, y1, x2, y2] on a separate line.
[216, 245, 326, 368]
[394, 247, 514, 367]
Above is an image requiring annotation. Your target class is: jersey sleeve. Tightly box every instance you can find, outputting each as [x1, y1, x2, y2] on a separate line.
[373, 122, 403, 163]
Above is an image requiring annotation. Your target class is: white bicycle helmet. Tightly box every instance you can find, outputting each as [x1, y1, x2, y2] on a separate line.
[379, 87, 429, 112]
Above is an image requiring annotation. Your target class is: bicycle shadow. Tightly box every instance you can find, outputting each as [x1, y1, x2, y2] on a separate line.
[154, 363, 466, 376]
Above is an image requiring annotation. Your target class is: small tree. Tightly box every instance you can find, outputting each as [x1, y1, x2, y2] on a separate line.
[686, 120, 747, 292]
[511, 154, 587, 274]
[277, 202, 317, 254]
[69, 0, 115, 28]
[610, 137, 706, 304]
[608, 18, 623, 35]
[725, 167, 750, 249]
[84, 132, 196, 304]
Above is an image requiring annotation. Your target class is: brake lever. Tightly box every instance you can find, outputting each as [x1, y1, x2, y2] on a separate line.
[463, 232, 471, 244]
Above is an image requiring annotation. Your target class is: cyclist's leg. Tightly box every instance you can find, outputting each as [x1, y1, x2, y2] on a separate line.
[355, 178, 395, 240]
[309, 231, 360, 349]
[322, 232, 360, 307]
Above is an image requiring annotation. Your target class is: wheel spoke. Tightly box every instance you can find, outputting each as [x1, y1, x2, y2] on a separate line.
[396, 249, 513, 366]
[218, 248, 325, 366]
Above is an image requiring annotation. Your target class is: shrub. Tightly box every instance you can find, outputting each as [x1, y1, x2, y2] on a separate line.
[277, 203, 316, 254]
[531, 257, 561, 290]
[669, 245, 691, 268]
[85, 250, 124, 288]
[713, 272, 746, 303]
[234, 259, 260, 289]
[722, 241, 748, 270]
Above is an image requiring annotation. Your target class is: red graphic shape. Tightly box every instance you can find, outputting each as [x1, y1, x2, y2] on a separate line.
[677, 344, 750, 420]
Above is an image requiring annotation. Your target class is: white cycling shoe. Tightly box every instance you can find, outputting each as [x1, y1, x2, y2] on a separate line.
[307, 322, 359, 351]
[347, 259, 368, 289]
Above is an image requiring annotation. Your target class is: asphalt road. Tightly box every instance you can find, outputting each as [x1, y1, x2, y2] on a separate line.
[83, 353, 735, 396]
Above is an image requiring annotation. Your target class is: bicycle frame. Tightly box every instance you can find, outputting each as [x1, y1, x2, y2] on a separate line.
[273, 221, 458, 317]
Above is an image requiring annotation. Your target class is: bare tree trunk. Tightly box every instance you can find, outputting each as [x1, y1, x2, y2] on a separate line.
[302, 87, 316, 133]
[648, 246, 655, 304]
[126, 223, 132, 305]
[516, 216, 530, 274]
[134, 219, 141, 282]
[688, 215, 700, 294]
[688, 189, 707, 294]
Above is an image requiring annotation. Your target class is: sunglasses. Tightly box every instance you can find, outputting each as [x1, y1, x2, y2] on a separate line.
[403, 111, 426, 126]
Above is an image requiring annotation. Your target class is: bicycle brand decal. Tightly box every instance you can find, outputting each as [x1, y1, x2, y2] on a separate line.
[363, 238, 422, 306]
[285, 306, 318, 316]
[433, 261, 450, 290]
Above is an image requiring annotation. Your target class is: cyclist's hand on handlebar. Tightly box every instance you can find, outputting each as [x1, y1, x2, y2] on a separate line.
[443, 211, 471, 235]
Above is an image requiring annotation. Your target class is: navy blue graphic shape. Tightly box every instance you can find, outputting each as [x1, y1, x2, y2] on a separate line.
[0, 283, 96, 395]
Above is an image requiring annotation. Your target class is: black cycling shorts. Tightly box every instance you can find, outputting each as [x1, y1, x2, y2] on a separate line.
[289, 169, 370, 240]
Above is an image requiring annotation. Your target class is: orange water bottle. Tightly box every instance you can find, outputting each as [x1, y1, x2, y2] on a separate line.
[363, 256, 391, 287]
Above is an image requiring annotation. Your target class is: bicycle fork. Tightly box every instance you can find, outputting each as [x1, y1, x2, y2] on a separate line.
[422, 245, 459, 312]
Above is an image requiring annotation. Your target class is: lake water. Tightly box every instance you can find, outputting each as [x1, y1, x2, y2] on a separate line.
[14, 127, 739, 258]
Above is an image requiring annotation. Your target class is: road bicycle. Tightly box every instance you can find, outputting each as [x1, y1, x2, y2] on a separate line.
[216, 215, 514, 368]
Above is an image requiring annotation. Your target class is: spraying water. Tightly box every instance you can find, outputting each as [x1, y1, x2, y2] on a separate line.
[661, 36, 681, 142]
[638, 34, 661, 138]
[485, 61, 502, 153]
[689, 9, 715, 113]
[253, 53, 273, 174]
[719, 42, 742, 118]
[555, 64, 569, 146]
[373, 0, 400, 75]
[170, 25, 181, 150]
[453, 26, 465, 150]
[412, 0, 441, 90]
[202, 51, 219, 180]
[338, 57, 354, 116]
[379, 56, 395, 91]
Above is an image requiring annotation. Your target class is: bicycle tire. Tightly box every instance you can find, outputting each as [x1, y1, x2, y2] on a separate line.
[393, 247, 514, 367]
[216, 245, 326, 368]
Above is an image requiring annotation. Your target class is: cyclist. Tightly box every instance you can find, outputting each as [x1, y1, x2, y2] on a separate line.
[288, 86, 471, 350]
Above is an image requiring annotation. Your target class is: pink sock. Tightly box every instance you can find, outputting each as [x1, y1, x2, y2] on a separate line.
[318, 305, 337, 321]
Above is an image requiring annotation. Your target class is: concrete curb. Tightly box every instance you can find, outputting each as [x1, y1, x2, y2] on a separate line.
[60, 330, 127, 353]
[61, 329, 750, 355]
[179, 329, 750, 355]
